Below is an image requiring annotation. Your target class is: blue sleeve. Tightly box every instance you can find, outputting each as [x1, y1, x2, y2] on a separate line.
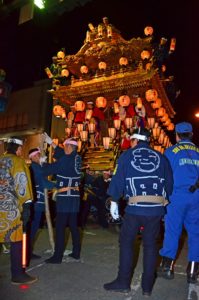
[163, 154, 173, 198]
[42, 161, 60, 177]
[107, 152, 126, 202]
[53, 146, 65, 160]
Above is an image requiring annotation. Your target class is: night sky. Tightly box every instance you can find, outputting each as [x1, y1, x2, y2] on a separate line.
[0, 0, 199, 141]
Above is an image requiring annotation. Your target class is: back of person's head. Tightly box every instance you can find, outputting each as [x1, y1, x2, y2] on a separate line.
[130, 127, 151, 143]
[175, 122, 193, 141]
[6, 137, 23, 155]
[28, 148, 41, 160]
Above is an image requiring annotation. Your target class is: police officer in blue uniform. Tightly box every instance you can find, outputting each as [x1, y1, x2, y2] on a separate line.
[42, 135, 82, 264]
[158, 122, 199, 283]
[28, 148, 56, 259]
[103, 128, 173, 296]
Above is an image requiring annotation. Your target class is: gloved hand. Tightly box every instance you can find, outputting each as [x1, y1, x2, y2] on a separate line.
[39, 155, 47, 165]
[43, 132, 53, 145]
[21, 201, 32, 231]
[110, 201, 119, 220]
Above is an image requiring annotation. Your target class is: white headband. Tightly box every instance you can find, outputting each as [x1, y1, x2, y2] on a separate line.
[63, 139, 78, 146]
[29, 149, 41, 159]
[130, 133, 148, 141]
[7, 138, 23, 145]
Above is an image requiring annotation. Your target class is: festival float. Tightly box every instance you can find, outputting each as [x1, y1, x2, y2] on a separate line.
[45, 17, 176, 171]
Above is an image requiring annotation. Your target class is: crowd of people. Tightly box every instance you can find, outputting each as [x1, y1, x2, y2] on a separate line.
[0, 121, 199, 296]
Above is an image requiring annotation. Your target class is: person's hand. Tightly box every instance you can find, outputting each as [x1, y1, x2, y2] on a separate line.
[110, 201, 119, 220]
[40, 155, 47, 165]
[43, 132, 53, 145]
[21, 201, 32, 231]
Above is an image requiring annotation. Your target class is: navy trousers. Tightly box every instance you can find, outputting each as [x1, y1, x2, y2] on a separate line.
[54, 212, 81, 259]
[10, 241, 24, 279]
[118, 213, 161, 292]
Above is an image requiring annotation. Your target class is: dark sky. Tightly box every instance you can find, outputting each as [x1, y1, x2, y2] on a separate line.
[0, 0, 199, 140]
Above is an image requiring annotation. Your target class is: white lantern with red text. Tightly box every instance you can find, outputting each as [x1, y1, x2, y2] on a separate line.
[119, 95, 130, 107]
[75, 101, 85, 112]
[108, 128, 116, 139]
[114, 119, 121, 130]
[96, 97, 107, 108]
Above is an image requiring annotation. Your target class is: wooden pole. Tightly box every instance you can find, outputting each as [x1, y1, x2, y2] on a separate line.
[44, 188, 55, 252]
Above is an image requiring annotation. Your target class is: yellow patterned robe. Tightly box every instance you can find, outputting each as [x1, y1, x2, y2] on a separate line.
[0, 153, 33, 242]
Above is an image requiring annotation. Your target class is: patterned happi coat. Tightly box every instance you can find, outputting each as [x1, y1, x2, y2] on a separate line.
[0, 153, 33, 242]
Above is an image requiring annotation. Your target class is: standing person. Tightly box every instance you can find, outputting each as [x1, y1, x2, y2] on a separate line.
[42, 134, 82, 264]
[158, 122, 199, 283]
[103, 128, 173, 296]
[0, 137, 38, 284]
[28, 147, 56, 259]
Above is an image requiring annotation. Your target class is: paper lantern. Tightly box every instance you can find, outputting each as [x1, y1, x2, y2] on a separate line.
[144, 26, 154, 36]
[57, 51, 65, 59]
[167, 123, 174, 131]
[88, 123, 96, 133]
[96, 96, 107, 108]
[160, 113, 169, 122]
[145, 89, 158, 102]
[141, 50, 150, 60]
[114, 119, 121, 130]
[119, 57, 128, 66]
[156, 107, 166, 117]
[145, 63, 152, 71]
[80, 131, 88, 142]
[119, 95, 130, 107]
[163, 119, 171, 126]
[170, 38, 176, 52]
[74, 101, 85, 112]
[103, 137, 111, 149]
[108, 128, 116, 139]
[125, 118, 133, 129]
[80, 65, 88, 74]
[61, 69, 69, 77]
[147, 117, 155, 129]
[151, 98, 162, 109]
[98, 61, 107, 70]
[53, 105, 64, 118]
[77, 124, 84, 132]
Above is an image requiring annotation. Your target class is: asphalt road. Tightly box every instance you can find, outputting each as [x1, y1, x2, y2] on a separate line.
[0, 223, 199, 300]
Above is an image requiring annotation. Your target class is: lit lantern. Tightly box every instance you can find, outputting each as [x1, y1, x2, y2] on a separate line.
[119, 57, 128, 66]
[86, 31, 91, 43]
[74, 101, 86, 112]
[163, 119, 171, 126]
[53, 105, 64, 118]
[61, 69, 69, 77]
[80, 131, 88, 142]
[57, 51, 65, 59]
[151, 98, 162, 109]
[154, 122, 159, 128]
[125, 117, 133, 129]
[98, 24, 103, 37]
[119, 95, 130, 107]
[141, 50, 150, 60]
[154, 145, 162, 153]
[61, 110, 66, 119]
[144, 26, 154, 36]
[147, 117, 155, 129]
[160, 113, 169, 122]
[162, 65, 166, 73]
[145, 63, 152, 71]
[156, 107, 166, 117]
[80, 65, 88, 74]
[108, 128, 116, 139]
[77, 124, 84, 132]
[136, 97, 142, 109]
[163, 136, 169, 147]
[96, 96, 107, 108]
[88, 123, 96, 133]
[145, 89, 158, 102]
[170, 38, 176, 52]
[167, 123, 174, 131]
[107, 25, 112, 38]
[98, 61, 107, 70]
[114, 119, 121, 130]
[103, 137, 111, 150]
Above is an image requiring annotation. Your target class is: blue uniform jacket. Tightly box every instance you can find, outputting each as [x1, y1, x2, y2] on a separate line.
[30, 162, 56, 212]
[108, 142, 173, 216]
[164, 140, 199, 193]
[42, 148, 82, 213]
